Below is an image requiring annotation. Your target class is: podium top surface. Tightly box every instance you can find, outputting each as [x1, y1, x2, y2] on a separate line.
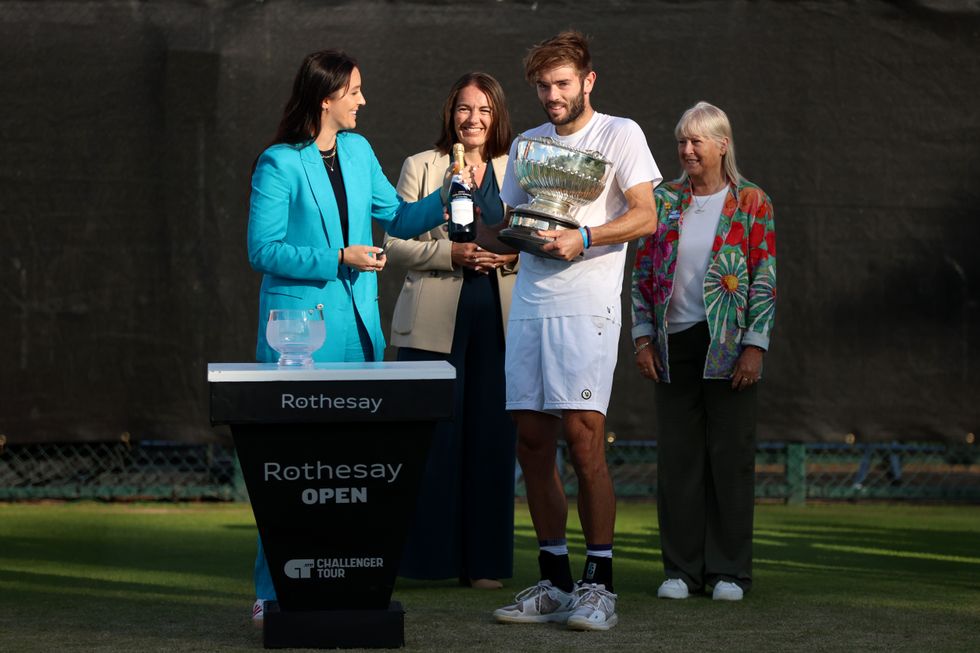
[207, 361, 455, 383]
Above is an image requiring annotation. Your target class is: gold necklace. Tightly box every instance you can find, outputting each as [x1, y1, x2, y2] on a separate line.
[320, 146, 337, 172]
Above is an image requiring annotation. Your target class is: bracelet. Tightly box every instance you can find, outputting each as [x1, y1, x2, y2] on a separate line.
[584, 225, 593, 248]
[633, 340, 652, 355]
[339, 248, 345, 265]
[578, 227, 589, 249]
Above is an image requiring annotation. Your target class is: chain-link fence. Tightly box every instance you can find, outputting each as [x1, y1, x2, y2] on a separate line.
[0, 438, 242, 501]
[1, 438, 977, 503]
[542, 441, 980, 503]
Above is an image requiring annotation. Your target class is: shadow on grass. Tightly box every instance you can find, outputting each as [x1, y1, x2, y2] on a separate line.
[1, 503, 978, 652]
[0, 567, 242, 602]
[511, 505, 980, 600]
[0, 510, 254, 585]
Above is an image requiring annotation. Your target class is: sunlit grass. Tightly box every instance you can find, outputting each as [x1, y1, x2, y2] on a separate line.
[810, 543, 980, 565]
[1, 502, 978, 652]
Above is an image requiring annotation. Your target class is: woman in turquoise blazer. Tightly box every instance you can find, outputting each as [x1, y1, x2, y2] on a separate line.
[249, 52, 445, 364]
[246, 49, 446, 622]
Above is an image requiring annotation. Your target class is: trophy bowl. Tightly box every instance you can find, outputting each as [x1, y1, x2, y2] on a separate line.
[499, 136, 612, 259]
[266, 308, 326, 367]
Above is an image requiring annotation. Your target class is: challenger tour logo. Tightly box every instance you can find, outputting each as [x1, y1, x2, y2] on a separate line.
[284, 559, 314, 579]
[285, 557, 385, 579]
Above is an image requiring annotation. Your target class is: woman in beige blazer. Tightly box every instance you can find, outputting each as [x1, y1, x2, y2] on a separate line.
[385, 72, 518, 589]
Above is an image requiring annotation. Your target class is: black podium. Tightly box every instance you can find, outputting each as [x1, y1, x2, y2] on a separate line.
[208, 361, 455, 649]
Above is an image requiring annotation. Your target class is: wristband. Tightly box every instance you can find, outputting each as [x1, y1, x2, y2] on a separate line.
[633, 340, 652, 355]
[584, 225, 593, 248]
[340, 248, 345, 265]
[578, 227, 589, 249]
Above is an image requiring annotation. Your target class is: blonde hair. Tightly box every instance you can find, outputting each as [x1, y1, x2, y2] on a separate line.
[674, 101, 742, 184]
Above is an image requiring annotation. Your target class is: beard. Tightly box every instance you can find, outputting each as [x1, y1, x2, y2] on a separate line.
[542, 88, 586, 127]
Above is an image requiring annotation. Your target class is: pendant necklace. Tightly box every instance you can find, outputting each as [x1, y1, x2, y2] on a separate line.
[692, 194, 708, 214]
[320, 145, 337, 172]
[692, 181, 725, 214]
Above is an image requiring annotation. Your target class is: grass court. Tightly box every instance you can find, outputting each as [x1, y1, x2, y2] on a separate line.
[1, 501, 978, 652]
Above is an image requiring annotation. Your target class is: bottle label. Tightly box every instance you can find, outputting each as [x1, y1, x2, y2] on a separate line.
[450, 197, 474, 226]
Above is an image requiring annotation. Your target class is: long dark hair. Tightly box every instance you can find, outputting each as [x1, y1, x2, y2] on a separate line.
[272, 49, 358, 145]
[434, 72, 513, 160]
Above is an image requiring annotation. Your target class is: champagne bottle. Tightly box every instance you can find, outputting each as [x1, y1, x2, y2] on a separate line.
[448, 143, 476, 243]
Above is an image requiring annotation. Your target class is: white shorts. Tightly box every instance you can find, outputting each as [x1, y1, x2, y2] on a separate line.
[505, 315, 621, 415]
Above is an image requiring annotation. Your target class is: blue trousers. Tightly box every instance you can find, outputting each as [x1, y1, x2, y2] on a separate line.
[253, 312, 373, 600]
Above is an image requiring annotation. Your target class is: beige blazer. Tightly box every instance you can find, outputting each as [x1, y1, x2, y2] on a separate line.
[385, 149, 515, 354]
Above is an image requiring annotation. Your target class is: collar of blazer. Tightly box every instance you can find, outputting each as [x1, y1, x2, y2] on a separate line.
[299, 138, 347, 250]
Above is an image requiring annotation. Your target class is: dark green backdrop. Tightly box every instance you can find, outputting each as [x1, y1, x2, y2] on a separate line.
[1, 0, 977, 444]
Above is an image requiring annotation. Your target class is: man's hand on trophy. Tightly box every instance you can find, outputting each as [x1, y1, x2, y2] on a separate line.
[538, 227, 585, 261]
[475, 207, 519, 254]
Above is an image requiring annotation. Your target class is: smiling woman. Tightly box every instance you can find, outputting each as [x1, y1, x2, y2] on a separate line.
[382, 72, 518, 591]
[631, 101, 777, 603]
[245, 49, 449, 623]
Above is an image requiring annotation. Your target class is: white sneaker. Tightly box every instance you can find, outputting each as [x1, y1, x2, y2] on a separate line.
[712, 581, 744, 601]
[493, 580, 575, 624]
[657, 578, 690, 599]
[566, 583, 618, 631]
[251, 599, 266, 625]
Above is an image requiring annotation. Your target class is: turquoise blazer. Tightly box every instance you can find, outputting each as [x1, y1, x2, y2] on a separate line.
[247, 133, 445, 362]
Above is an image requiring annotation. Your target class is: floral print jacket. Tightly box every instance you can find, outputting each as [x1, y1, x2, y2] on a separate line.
[630, 178, 776, 382]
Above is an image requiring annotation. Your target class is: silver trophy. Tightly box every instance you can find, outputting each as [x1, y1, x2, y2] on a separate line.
[499, 136, 612, 259]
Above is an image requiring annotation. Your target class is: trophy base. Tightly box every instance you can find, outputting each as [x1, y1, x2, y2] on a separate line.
[499, 210, 578, 260]
[499, 226, 564, 260]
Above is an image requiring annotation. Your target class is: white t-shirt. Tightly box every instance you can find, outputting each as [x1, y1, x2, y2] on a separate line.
[500, 112, 662, 321]
[665, 186, 727, 334]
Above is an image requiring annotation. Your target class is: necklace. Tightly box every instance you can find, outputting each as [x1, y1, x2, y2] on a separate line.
[691, 181, 726, 214]
[320, 146, 337, 172]
[692, 193, 709, 214]
[467, 160, 488, 183]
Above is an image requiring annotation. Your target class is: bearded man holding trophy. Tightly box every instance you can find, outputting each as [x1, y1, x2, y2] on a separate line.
[482, 31, 662, 631]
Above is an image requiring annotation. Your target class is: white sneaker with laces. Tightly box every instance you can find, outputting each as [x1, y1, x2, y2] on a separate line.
[657, 578, 690, 599]
[566, 583, 618, 631]
[712, 580, 744, 601]
[252, 599, 266, 625]
[493, 580, 575, 624]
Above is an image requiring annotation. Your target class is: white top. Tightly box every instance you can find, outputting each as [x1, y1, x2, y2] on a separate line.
[207, 361, 456, 382]
[665, 187, 728, 334]
[500, 112, 662, 321]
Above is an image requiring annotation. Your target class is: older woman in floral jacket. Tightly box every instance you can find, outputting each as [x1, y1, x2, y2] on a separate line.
[630, 101, 776, 603]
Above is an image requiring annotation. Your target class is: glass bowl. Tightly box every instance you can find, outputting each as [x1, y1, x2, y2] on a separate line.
[266, 308, 326, 367]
